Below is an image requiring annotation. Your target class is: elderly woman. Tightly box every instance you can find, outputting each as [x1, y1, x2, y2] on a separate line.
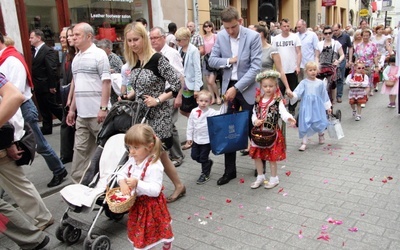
[353, 29, 379, 97]
[122, 22, 186, 203]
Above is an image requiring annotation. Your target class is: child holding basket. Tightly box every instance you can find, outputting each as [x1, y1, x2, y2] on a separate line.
[118, 124, 174, 250]
[249, 70, 296, 189]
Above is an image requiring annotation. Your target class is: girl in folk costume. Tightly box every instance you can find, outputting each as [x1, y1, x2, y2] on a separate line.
[118, 124, 173, 250]
[249, 70, 296, 189]
[290, 62, 332, 151]
[345, 60, 369, 121]
[381, 56, 400, 108]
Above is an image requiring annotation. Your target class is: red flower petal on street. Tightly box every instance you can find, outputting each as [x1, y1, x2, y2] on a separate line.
[387, 176, 393, 180]
[370, 177, 374, 181]
[226, 199, 232, 203]
[298, 229, 303, 239]
[285, 171, 291, 177]
[317, 235, 330, 241]
[187, 216, 191, 220]
[350, 152, 354, 155]
[348, 227, 358, 232]
[382, 179, 388, 183]
[239, 178, 245, 183]
[360, 213, 365, 216]
[209, 211, 212, 216]
[277, 188, 284, 194]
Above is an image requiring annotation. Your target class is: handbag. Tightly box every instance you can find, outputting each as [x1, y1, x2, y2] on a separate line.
[97, 22, 117, 42]
[204, 53, 219, 72]
[327, 117, 344, 140]
[318, 63, 336, 78]
[251, 123, 277, 148]
[15, 123, 36, 166]
[385, 66, 399, 87]
[207, 110, 249, 155]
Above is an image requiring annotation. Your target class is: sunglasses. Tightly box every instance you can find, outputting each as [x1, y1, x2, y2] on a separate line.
[204, 25, 211, 28]
[324, 32, 332, 35]
[357, 67, 365, 70]
[176, 38, 187, 42]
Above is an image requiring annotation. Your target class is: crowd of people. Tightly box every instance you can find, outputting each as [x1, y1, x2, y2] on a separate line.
[1, 5, 400, 249]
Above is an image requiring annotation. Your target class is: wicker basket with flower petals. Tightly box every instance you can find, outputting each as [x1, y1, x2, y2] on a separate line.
[106, 187, 136, 214]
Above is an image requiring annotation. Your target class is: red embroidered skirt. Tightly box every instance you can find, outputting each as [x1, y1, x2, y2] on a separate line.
[249, 128, 286, 162]
[127, 193, 174, 249]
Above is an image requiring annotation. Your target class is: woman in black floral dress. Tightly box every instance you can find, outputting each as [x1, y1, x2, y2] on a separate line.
[122, 22, 186, 202]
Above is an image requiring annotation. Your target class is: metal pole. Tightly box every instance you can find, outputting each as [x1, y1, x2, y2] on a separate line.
[193, 0, 199, 32]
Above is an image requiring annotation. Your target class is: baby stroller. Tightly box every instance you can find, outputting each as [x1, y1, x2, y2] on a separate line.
[317, 65, 342, 121]
[58, 100, 147, 249]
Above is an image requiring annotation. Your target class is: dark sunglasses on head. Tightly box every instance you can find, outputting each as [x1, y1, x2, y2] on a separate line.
[324, 32, 332, 35]
[357, 67, 365, 70]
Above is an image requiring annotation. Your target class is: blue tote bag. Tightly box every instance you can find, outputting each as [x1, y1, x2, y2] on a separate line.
[207, 110, 249, 155]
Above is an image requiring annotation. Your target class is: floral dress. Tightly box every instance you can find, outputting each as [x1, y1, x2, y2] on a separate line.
[128, 53, 181, 140]
[354, 42, 378, 86]
[123, 156, 174, 250]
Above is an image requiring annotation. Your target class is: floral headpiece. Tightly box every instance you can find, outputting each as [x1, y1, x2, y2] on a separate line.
[256, 70, 281, 83]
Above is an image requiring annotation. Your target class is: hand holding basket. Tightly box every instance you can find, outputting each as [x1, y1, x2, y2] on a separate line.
[106, 187, 136, 214]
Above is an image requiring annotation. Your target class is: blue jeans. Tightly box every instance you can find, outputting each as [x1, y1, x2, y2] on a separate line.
[20, 99, 65, 175]
[336, 60, 346, 98]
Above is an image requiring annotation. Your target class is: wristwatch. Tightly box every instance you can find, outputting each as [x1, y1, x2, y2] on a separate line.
[100, 106, 108, 111]
[155, 98, 161, 105]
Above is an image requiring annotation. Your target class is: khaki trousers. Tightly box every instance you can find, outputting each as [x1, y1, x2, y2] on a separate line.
[0, 156, 52, 228]
[71, 117, 102, 183]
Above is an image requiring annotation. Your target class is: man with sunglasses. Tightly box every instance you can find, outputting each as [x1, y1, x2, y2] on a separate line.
[332, 23, 353, 103]
[208, 6, 262, 185]
[271, 18, 302, 115]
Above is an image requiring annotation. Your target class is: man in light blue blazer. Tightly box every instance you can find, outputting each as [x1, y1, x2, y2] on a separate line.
[209, 6, 262, 185]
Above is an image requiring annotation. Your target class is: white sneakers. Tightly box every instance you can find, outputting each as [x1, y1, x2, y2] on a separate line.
[251, 176, 279, 189]
[250, 176, 265, 189]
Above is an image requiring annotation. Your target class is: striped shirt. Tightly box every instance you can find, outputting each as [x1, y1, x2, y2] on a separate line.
[72, 44, 111, 118]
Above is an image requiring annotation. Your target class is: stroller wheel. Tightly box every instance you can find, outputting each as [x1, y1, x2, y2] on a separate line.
[83, 236, 92, 250]
[335, 109, 342, 121]
[56, 225, 65, 242]
[63, 224, 82, 245]
[91, 235, 111, 250]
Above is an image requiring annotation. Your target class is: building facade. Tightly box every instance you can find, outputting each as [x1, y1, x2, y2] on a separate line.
[0, 0, 351, 65]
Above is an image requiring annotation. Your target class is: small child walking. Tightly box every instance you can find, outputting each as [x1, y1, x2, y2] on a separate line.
[249, 70, 296, 189]
[381, 56, 400, 108]
[345, 60, 369, 120]
[290, 61, 332, 151]
[118, 124, 173, 250]
[186, 90, 219, 184]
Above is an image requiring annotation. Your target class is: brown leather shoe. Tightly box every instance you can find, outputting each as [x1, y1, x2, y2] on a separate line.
[39, 217, 54, 231]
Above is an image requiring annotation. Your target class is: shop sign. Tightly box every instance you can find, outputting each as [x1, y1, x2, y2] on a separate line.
[93, 0, 134, 3]
[322, 0, 336, 7]
[90, 13, 132, 19]
[359, 9, 369, 16]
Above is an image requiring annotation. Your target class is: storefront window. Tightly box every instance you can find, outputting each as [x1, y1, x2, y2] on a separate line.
[25, 0, 59, 46]
[68, 0, 149, 57]
[68, 0, 148, 41]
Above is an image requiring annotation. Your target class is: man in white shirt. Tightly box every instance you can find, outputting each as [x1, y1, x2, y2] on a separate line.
[296, 19, 319, 81]
[0, 32, 68, 188]
[66, 22, 111, 183]
[272, 18, 302, 115]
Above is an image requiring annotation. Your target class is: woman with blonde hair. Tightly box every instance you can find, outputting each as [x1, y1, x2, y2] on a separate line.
[121, 22, 186, 203]
[175, 27, 202, 118]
